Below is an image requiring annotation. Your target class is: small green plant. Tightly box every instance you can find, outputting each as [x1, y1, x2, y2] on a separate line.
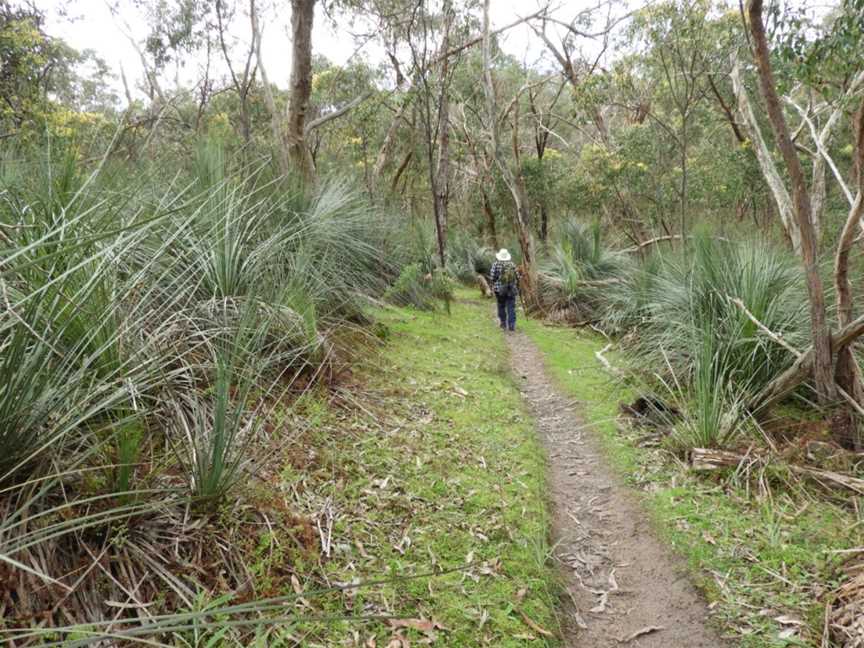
[384, 263, 436, 310]
[539, 220, 631, 318]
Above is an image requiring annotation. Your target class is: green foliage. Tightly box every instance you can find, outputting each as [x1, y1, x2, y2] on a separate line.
[384, 263, 451, 311]
[0, 140, 399, 634]
[666, 323, 752, 450]
[539, 220, 632, 318]
[772, 0, 864, 95]
[446, 231, 494, 282]
[629, 235, 808, 400]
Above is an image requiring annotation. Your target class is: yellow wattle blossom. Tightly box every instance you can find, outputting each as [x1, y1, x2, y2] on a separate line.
[47, 109, 109, 137]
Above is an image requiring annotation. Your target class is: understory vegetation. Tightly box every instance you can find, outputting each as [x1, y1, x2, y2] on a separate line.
[0, 145, 407, 642]
[535, 225, 817, 448]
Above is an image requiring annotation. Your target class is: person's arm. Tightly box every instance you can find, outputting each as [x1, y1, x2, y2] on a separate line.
[490, 262, 500, 283]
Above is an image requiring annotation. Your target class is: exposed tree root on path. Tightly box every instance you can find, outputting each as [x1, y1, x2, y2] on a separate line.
[506, 332, 728, 647]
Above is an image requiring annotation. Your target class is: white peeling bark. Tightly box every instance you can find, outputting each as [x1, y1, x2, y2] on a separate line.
[731, 60, 800, 253]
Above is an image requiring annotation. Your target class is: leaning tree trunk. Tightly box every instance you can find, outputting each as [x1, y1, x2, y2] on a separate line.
[833, 98, 864, 449]
[748, 0, 835, 404]
[287, 0, 316, 181]
[731, 60, 801, 254]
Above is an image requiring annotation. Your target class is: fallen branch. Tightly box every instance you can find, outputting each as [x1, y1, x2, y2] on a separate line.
[622, 234, 730, 254]
[595, 343, 624, 378]
[618, 626, 665, 644]
[728, 296, 802, 358]
[518, 610, 554, 637]
[690, 448, 748, 472]
[750, 311, 864, 412]
[690, 448, 864, 495]
[622, 234, 683, 253]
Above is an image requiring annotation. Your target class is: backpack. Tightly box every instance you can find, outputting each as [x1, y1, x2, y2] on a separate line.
[498, 263, 517, 298]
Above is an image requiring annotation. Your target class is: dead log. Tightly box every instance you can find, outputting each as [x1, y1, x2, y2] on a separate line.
[690, 448, 864, 495]
[690, 448, 747, 471]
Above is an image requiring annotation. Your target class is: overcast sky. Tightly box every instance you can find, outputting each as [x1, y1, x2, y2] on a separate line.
[43, 0, 835, 105]
[44, 0, 594, 103]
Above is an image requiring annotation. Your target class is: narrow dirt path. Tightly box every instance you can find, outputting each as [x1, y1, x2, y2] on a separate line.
[506, 331, 728, 648]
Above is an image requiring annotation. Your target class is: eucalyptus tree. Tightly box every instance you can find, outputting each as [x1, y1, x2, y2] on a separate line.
[628, 0, 715, 238]
[481, 0, 538, 305]
[214, 0, 258, 145]
[745, 0, 864, 447]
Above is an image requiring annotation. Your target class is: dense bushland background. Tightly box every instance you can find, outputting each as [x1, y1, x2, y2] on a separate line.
[3, 0, 864, 644]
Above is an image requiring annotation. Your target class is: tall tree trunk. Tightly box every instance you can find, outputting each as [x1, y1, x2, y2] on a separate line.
[811, 154, 827, 243]
[432, 0, 454, 269]
[731, 60, 801, 253]
[482, 189, 498, 248]
[251, 1, 290, 175]
[748, 0, 835, 403]
[373, 97, 412, 188]
[834, 98, 864, 449]
[481, 0, 537, 306]
[680, 116, 688, 239]
[540, 203, 548, 243]
[287, 0, 316, 181]
[708, 74, 746, 144]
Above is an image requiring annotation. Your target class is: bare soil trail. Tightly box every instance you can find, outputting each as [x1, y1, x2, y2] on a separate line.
[506, 331, 729, 648]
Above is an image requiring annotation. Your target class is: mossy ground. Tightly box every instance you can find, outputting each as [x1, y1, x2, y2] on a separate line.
[520, 317, 862, 648]
[254, 295, 560, 646]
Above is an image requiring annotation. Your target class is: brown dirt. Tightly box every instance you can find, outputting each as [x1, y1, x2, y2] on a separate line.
[506, 331, 729, 648]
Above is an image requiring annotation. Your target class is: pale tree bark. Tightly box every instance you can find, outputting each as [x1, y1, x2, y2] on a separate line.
[432, 0, 454, 269]
[748, 0, 834, 403]
[482, 0, 537, 306]
[251, 2, 290, 175]
[373, 96, 412, 187]
[730, 60, 801, 253]
[286, 0, 316, 181]
[786, 72, 864, 235]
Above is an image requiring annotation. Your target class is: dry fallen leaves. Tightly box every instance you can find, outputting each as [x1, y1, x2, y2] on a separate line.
[388, 618, 447, 635]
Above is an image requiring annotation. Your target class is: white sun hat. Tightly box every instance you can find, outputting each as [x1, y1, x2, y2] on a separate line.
[496, 248, 512, 262]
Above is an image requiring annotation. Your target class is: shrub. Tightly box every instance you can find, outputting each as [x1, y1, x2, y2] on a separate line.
[538, 220, 632, 319]
[447, 232, 495, 283]
[630, 234, 808, 400]
[385, 263, 438, 310]
[0, 142, 401, 632]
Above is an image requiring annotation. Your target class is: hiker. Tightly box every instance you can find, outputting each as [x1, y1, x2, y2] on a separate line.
[490, 248, 519, 332]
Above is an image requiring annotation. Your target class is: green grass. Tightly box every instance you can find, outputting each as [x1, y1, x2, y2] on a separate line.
[521, 319, 862, 648]
[273, 294, 560, 646]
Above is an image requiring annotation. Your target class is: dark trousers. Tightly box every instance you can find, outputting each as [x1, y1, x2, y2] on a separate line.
[496, 293, 517, 331]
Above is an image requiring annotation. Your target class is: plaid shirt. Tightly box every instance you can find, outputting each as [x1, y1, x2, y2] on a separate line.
[490, 260, 519, 296]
